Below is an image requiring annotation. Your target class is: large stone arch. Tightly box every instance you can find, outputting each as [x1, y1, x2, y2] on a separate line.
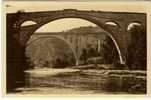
[26, 35, 78, 65]
[19, 15, 125, 64]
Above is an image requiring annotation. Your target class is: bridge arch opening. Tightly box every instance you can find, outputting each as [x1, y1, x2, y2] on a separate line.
[25, 18, 124, 66]
[127, 22, 141, 31]
[21, 20, 37, 27]
[105, 21, 120, 28]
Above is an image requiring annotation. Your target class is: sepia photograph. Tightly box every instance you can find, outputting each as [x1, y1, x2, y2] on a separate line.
[2, 1, 151, 96]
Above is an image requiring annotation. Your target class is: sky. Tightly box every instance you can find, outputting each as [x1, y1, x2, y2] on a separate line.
[5, 1, 147, 13]
[34, 18, 97, 32]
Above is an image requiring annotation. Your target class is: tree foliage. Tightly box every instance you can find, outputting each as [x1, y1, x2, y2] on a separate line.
[101, 36, 119, 64]
[127, 25, 146, 70]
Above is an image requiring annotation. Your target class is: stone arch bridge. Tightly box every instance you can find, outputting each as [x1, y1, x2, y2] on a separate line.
[26, 32, 106, 66]
[6, 9, 146, 91]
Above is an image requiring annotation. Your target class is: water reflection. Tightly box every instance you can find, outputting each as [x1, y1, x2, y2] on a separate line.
[13, 68, 146, 94]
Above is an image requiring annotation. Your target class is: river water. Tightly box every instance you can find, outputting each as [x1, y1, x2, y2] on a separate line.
[13, 68, 146, 94]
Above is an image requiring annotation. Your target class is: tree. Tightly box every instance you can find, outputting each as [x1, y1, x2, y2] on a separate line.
[87, 44, 98, 58]
[101, 36, 119, 64]
[80, 48, 88, 65]
[26, 57, 34, 69]
[127, 25, 146, 70]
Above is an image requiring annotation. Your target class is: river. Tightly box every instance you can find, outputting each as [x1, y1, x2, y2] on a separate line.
[12, 68, 146, 94]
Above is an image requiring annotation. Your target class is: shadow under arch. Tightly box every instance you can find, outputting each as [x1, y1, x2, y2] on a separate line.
[26, 35, 78, 66]
[22, 17, 124, 64]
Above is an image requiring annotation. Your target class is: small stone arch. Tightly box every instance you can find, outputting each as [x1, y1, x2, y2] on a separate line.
[105, 20, 121, 28]
[21, 20, 37, 27]
[127, 22, 142, 31]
